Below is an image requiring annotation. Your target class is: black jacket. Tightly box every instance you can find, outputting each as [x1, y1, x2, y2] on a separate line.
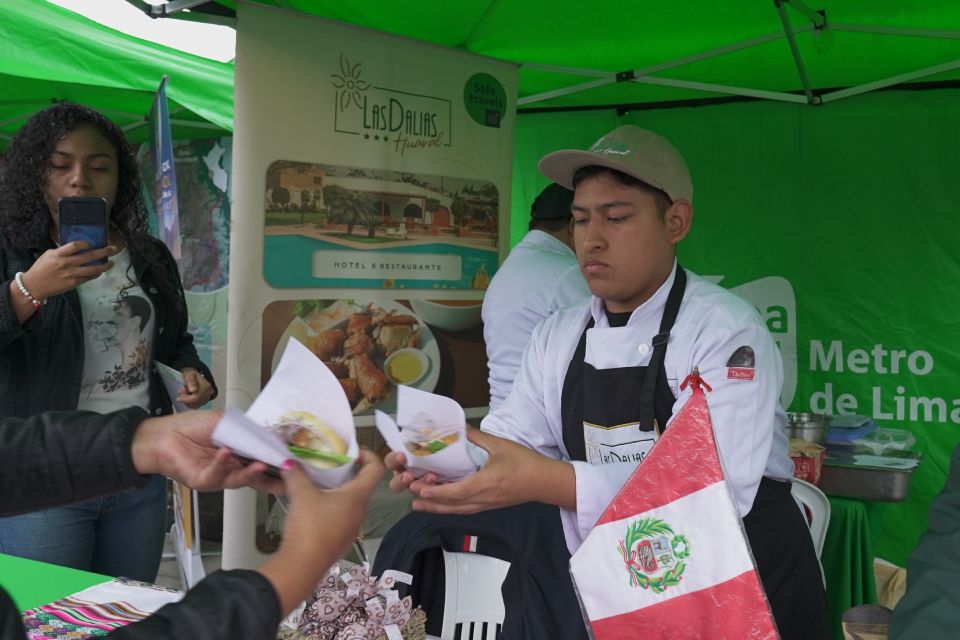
[0, 409, 281, 639]
[0, 237, 216, 419]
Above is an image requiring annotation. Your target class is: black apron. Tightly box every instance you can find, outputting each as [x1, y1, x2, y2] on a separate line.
[559, 266, 829, 639]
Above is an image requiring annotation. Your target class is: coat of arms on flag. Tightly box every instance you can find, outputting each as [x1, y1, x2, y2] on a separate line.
[570, 371, 780, 639]
[619, 516, 690, 593]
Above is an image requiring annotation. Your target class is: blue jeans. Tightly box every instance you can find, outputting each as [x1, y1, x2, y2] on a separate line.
[0, 474, 168, 582]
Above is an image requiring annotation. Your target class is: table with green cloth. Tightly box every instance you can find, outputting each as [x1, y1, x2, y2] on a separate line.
[0, 552, 109, 611]
[822, 496, 878, 639]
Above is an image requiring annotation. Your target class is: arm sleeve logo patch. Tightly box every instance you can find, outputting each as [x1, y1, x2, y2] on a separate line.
[725, 346, 756, 380]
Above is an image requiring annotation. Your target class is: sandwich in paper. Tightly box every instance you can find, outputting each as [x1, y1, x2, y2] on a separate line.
[213, 339, 358, 488]
[375, 385, 483, 482]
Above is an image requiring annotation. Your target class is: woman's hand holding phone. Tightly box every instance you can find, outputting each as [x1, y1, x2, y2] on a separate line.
[22, 241, 117, 300]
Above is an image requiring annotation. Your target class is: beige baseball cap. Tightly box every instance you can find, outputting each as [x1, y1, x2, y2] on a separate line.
[538, 125, 693, 203]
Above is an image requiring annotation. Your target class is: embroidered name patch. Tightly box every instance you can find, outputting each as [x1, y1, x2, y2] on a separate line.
[725, 346, 756, 381]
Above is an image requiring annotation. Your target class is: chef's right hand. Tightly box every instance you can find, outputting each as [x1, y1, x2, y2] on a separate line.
[23, 242, 117, 299]
[385, 450, 441, 496]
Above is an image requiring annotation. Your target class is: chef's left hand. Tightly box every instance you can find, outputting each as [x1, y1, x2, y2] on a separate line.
[409, 428, 576, 514]
[179, 367, 214, 408]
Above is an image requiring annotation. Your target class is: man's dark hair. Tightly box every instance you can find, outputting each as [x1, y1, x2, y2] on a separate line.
[529, 217, 569, 232]
[571, 165, 673, 216]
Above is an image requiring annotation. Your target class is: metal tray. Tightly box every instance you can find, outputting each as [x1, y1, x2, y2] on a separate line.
[819, 464, 913, 502]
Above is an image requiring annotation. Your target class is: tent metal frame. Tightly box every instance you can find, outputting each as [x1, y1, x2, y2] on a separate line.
[517, 1, 960, 107]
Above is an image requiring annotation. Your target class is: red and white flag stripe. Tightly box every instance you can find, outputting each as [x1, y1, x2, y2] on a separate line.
[570, 380, 779, 639]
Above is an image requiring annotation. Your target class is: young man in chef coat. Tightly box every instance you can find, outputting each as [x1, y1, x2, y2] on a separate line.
[388, 125, 828, 638]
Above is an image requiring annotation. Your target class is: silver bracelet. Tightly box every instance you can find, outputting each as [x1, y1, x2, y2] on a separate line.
[13, 271, 46, 309]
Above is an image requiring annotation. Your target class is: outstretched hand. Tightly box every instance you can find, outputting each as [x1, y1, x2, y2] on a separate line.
[131, 410, 284, 494]
[386, 428, 577, 514]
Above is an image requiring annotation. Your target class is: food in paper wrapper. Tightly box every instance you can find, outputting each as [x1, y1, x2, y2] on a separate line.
[375, 386, 480, 482]
[271, 410, 351, 469]
[279, 564, 426, 640]
[402, 412, 460, 457]
[789, 437, 826, 485]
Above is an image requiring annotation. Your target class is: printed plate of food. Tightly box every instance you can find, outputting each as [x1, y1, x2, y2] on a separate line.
[271, 299, 440, 415]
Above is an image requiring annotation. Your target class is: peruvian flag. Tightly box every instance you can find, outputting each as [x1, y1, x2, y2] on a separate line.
[569, 374, 779, 639]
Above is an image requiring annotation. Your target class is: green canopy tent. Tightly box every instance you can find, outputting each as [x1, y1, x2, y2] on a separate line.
[197, 0, 960, 236]
[0, 0, 233, 152]
[209, 0, 960, 110]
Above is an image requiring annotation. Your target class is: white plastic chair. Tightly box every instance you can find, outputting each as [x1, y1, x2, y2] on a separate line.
[440, 549, 510, 640]
[791, 478, 831, 558]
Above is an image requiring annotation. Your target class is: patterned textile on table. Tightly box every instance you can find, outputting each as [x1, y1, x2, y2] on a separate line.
[21, 596, 151, 638]
[20, 578, 182, 640]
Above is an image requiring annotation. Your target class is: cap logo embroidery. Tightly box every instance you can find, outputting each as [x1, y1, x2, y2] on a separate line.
[590, 139, 634, 156]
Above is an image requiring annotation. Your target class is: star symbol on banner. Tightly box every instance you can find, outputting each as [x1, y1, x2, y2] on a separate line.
[374, 134, 380, 141]
[364, 133, 370, 140]
[383, 136, 389, 142]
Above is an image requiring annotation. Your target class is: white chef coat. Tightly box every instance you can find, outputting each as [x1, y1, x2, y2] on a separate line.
[482, 230, 590, 410]
[480, 262, 794, 554]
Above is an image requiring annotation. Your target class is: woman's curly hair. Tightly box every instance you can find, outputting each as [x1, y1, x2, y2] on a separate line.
[0, 102, 183, 311]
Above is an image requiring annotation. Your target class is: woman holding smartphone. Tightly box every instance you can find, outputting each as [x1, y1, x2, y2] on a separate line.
[0, 102, 216, 581]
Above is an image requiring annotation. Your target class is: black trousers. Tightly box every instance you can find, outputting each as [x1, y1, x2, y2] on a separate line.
[744, 478, 831, 640]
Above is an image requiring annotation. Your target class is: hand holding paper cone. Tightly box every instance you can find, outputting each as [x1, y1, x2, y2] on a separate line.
[376, 386, 481, 482]
[213, 339, 359, 488]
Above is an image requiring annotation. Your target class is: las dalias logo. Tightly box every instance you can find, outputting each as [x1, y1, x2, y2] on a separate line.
[618, 516, 691, 594]
[329, 54, 507, 156]
[330, 53, 451, 156]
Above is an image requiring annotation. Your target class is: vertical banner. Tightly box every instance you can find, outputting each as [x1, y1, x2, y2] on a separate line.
[138, 133, 232, 413]
[225, 2, 517, 567]
[147, 76, 182, 261]
[171, 480, 205, 588]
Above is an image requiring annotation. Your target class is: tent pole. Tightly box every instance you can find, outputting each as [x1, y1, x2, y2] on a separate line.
[774, 0, 817, 104]
[518, 27, 811, 107]
[516, 63, 608, 78]
[518, 77, 616, 106]
[780, 0, 827, 28]
[98, 107, 150, 121]
[820, 58, 960, 103]
[169, 118, 226, 130]
[0, 109, 42, 128]
[631, 76, 809, 103]
[828, 23, 960, 40]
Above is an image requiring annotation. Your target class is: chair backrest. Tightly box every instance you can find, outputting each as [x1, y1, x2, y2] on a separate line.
[791, 479, 831, 558]
[440, 549, 511, 640]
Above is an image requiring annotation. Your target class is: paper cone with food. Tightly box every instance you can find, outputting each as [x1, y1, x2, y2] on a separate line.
[375, 385, 482, 481]
[213, 338, 359, 488]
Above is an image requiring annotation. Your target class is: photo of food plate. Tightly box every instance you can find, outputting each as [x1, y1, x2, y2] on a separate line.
[267, 298, 440, 416]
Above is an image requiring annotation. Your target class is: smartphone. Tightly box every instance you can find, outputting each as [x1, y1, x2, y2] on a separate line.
[58, 197, 108, 265]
